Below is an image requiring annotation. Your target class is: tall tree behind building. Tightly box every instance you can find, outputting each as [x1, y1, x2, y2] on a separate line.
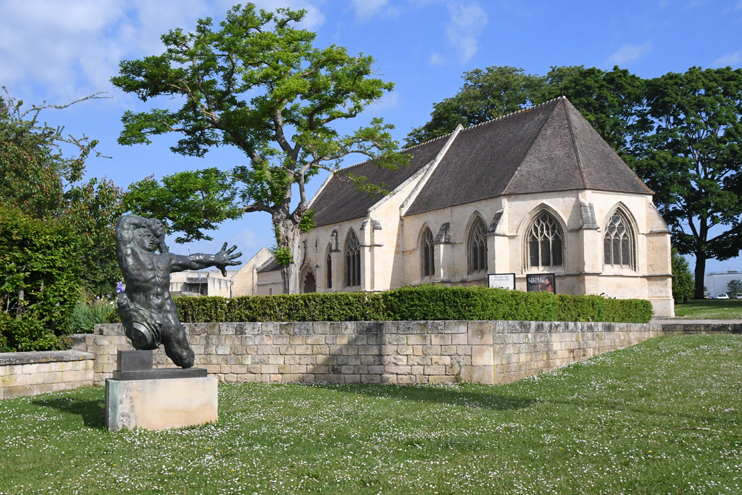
[631, 67, 742, 300]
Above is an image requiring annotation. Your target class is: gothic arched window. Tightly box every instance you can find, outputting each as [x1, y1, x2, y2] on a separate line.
[527, 211, 563, 268]
[303, 270, 316, 293]
[468, 217, 487, 274]
[604, 209, 635, 269]
[345, 230, 361, 287]
[421, 227, 435, 278]
[326, 250, 333, 289]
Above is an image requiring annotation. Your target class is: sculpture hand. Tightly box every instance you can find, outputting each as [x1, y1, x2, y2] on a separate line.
[215, 242, 242, 277]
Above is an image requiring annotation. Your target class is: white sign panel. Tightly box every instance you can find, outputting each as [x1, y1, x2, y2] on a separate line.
[488, 273, 515, 290]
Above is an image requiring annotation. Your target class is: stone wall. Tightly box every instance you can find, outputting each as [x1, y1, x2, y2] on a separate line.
[0, 350, 95, 399]
[74, 321, 663, 386]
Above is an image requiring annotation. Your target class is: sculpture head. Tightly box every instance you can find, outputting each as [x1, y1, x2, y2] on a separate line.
[135, 228, 159, 252]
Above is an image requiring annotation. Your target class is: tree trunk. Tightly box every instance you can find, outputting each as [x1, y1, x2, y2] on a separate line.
[694, 252, 706, 299]
[277, 218, 302, 294]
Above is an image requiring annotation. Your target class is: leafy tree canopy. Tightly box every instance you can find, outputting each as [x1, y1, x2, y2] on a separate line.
[0, 88, 125, 297]
[405, 65, 643, 153]
[727, 279, 742, 297]
[671, 249, 694, 304]
[112, 3, 409, 293]
[632, 67, 742, 298]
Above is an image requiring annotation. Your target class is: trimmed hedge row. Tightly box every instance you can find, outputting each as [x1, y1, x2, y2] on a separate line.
[171, 285, 653, 324]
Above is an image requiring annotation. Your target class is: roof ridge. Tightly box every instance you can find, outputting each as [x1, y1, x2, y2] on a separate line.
[562, 97, 588, 189]
[402, 130, 459, 151]
[460, 96, 565, 134]
[401, 97, 567, 150]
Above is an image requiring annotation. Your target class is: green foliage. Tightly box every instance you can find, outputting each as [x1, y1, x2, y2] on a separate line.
[727, 279, 742, 297]
[382, 285, 651, 323]
[112, 3, 409, 290]
[171, 285, 652, 324]
[124, 169, 244, 243]
[671, 248, 695, 304]
[0, 205, 82, 351]
[175, 292, 386, 323]
[0, 88, 124, 297]
[299, 209, 316, 234]
[67, 298, 117, 334]
[631, 67, 742, 298]
[272, 246, 294, 267]
[405, 65, 643, 151]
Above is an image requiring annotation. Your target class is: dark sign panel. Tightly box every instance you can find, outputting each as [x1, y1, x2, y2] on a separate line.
[526, 274, 556, 294]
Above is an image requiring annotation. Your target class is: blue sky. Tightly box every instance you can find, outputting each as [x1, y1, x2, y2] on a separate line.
[1, 0, 741, 273]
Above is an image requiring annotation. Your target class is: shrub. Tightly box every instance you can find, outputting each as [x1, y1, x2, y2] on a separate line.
[671, 248, 694, 304]
[0, 206, 82, 350]
[67, 298, 117, 334]
[166, 285, 652, 324]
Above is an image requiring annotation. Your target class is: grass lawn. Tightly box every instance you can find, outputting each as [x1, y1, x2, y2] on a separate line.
[1, 335, 740, 495]
[673, 299, 742, 319]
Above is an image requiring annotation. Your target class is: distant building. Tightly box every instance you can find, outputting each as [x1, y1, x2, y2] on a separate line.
[170, 247, 273, 297]
[256, 96, 675, 316]
[704, 271, 742, 297]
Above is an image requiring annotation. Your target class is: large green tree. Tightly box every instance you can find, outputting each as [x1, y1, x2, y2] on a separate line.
[0, 88, 125, 297]
[405, 65, 643, 151]
[112, 4, 408, 294]
[631, 67, 742, 299]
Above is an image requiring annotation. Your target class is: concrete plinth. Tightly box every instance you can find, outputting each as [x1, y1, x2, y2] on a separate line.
[105, 376, 218, 431]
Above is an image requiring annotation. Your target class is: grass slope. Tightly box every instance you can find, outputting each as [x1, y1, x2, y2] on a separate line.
[674, 299, 742, 320]
[1, 335, 740, 494]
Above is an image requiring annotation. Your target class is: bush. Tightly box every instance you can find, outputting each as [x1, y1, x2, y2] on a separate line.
[0, 206, 82, 350]
[166, 285, 652, 324]
[671, 248, 694, 304]
[175, 292, 387, 323]
[67, 298, 117, 334]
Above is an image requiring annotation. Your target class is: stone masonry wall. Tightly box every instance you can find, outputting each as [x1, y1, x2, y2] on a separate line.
[76, 321, 663, 386]
[0, 350, 95, 399]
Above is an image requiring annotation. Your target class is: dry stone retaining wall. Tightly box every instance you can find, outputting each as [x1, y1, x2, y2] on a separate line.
[0, 350, 94, 399]
[75, 321, 663, 386]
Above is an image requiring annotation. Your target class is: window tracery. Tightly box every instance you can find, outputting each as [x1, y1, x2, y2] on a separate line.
[345, 230, 361, 287]
[421, 227, 435, 278]
[527, 212, 563, 268]
[604, 209, 634, 269]
[468, 217, 487, 274]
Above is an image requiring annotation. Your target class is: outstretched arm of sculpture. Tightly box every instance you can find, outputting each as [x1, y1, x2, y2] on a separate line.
[168, 243, 242, 276]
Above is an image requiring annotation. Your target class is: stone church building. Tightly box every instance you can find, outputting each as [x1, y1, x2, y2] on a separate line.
[258, 97, 674, 316]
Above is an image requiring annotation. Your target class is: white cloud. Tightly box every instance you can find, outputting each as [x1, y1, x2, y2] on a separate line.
[0, 0, 324, 99]
[443, 1, 488, 64]
[605, 42, 652, 66]
[350, 0, 396, 21]
[713, 51, 742, 67]
[237, 227, 272, 251]
[429, 52, 445, 65]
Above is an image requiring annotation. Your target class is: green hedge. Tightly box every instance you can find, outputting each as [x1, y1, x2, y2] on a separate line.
[0, 206, 82, 351]
[166, 285, 652, 324]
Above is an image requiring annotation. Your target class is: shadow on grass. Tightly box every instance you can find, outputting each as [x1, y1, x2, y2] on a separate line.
[31, 397, 106, 429]
[306, 382, 534, 411]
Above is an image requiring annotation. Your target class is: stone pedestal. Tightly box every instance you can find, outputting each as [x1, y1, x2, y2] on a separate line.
[105, 350, 217, 432]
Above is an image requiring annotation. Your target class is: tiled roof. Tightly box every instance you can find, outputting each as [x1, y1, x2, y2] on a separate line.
[310, 137, 449, 226]
[309, 97, 652, 222]
[256, 257, 281, 273]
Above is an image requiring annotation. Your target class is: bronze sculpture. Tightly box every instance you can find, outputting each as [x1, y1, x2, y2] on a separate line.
[115, 215, 241, 368]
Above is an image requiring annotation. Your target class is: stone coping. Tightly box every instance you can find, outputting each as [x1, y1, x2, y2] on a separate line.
[652, 319, 742, 334]
[0, 350, 94, 366]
